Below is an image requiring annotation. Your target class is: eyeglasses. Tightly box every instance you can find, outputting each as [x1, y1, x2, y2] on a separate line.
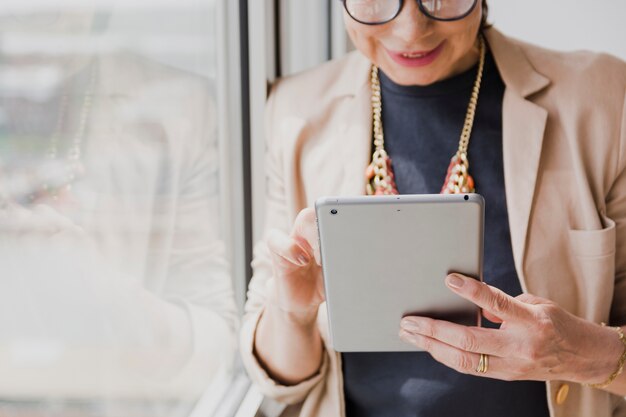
[340, 0, 478, 24]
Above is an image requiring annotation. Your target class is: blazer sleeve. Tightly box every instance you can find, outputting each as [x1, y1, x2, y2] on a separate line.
[239, 83, 331, 404]
[609, 90, 626, 326]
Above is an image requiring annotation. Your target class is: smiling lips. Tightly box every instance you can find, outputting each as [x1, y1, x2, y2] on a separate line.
[402, 51, 429, 58]
[386, 41, 446, 67]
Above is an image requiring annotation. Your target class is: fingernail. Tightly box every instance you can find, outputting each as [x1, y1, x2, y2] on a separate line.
[297, 254, 309, 266]
[446, 274, 465, 289]
[401, 319, 421, 332]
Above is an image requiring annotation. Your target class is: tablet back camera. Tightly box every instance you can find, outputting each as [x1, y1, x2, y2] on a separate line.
[330, 209, 338, 215]
[464, 195, 469, 201]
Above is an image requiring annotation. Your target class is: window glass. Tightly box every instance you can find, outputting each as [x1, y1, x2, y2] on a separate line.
[0, 1, 238, 416]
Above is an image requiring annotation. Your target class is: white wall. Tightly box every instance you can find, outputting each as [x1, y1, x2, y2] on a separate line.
[488, 0, 626, 60]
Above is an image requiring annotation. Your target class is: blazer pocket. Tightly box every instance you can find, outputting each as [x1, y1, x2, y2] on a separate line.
[567, 217, 616, 319]
[568, 217, 616, 259]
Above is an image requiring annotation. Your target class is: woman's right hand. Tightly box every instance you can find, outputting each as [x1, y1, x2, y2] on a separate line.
[253, 208, 325, 384]
[266, 207, 325, 325]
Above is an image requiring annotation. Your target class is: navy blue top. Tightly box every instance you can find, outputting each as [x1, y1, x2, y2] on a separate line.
[341, 51, 550, 417]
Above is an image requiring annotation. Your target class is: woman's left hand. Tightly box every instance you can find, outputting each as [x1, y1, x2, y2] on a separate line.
[399, 273, 624, 385]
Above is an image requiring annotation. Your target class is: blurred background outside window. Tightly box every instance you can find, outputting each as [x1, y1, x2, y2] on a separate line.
[0, 0, 244, 416]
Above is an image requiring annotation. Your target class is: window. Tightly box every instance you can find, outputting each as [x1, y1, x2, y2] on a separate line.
[3, 1, 621, 417]
[0, 0, 243, 416]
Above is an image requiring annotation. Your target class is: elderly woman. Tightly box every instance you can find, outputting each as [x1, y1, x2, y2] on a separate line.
[241, 0, 626, 416]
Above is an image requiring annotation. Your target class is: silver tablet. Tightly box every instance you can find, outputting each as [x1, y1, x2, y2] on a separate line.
[315, 193, 484, 352]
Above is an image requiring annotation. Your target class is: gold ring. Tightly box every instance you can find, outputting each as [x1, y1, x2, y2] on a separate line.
[476, 353, 489, 373]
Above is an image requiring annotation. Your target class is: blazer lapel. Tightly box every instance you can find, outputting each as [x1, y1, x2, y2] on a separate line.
[501, 95, 548, 291]
[486, 29, 551, 290]
[334, 53, 373, 196]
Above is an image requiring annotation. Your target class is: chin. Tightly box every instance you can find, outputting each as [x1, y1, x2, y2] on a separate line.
[379, 58, 448, 87]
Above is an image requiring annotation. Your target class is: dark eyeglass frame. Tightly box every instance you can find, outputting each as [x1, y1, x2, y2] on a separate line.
[339, 0, 478, 25]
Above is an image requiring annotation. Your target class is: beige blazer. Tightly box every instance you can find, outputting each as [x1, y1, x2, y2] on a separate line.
[241, 28, 626, 417]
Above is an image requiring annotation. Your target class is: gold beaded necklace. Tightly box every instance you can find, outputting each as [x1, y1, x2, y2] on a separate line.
[366, 36, 486, 196]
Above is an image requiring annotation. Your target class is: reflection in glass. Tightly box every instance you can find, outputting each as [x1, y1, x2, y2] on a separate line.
[0, 1, 237, 416]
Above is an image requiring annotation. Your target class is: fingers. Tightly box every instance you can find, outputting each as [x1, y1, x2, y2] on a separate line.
[398, 330, 512, 379]
[515, 293, 549, 306]
[267, 208, 321, 272]
[0, 203, 77, 235]
[482, 309, 504, 324]
[267, 228, 311, 271]
[482, 293, 549, 323]
[290, 208, 321, 265]
[445, 274, 532, 321]
[32, 204, 85, 235]
[400, 316, 509, 356]
[0, 203, 30, 232]
[265, 211, 326, 315]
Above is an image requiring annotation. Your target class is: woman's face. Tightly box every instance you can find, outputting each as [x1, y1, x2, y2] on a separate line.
[344, 0, 483, 86]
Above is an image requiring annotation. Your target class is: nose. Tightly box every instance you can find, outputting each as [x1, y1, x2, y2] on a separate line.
[389, 0, 433, 44]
